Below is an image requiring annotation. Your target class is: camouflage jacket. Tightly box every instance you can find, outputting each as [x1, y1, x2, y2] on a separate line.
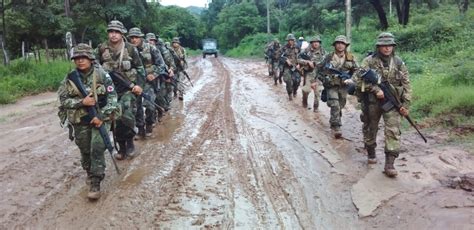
[298, 46, 326, 82]
[97, 41, 145, 88]
[136, 41, 166, 79]
[58, 67, 119, 125]
[319, 51, 358, 86]
[277, 44, 299, 69]
[157, 42, 176, 72]
[172, 45, 187, 71]
[264, 42, 280, 61]
[356, 53, 411, 108]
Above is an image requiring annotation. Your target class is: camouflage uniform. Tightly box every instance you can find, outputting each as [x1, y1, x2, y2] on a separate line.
[97, 20, 145, 158]
[355, 32, 411, 177]
[278, 34, 300, 100]
[264, 39, 280, 81]
[171, 37, 187, 100]
[129, 28, 166, 135]
[297, 35, 326, 110]
[57, 43, 119, 199]
[152, 35, 177, 114]
[320, 35, 358, 137]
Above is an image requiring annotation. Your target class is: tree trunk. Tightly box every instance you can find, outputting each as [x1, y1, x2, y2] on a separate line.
[395, 0, 403, 24]
[43, 39, 50, 63]
[266, 0, 270, 34]
[459, 0, 469, 14]
[64, 0, 71, 17]
[345, 0, 352, 51]
[402, 0, 410, 25]
[0, 34, 9, 65]
[370, 0, 389, 30]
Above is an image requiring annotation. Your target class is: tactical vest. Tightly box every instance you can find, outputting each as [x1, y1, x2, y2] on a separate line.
[367, 54, 406, 100]
[138, 42, 154, 74]
[99, 42, 137, 83]
[325, 51, 356, 86]
[281, 45, 299, 66]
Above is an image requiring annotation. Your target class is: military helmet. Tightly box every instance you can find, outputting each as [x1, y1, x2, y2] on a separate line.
[127, 27, 144, 38]
[71, 43, 95, 60]
[309, 35, 322, 43]
[172, 37, 180, 44]
[146, 33, 157, 41]
[286, 33, 296, 41]
[107, 20, 127, 34]
[273, 38, 280, 43]
[332, 35, 349, 46]
[298, 36, 304, 41]
[376, 32, 396, 46]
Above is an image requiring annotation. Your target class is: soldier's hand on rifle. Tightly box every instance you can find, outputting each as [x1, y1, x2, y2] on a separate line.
[132, 85, 143, 95]
[146, 74, 156, 82]
[343, 79, 354, 85]
[286, 59, 292, 66]
[376, 90, 385, 99]
[90, 117, 103, 128]
[168, 68, 174, 77]
[308, 61, 314, 69]
[311, 82, 317, 90]
[399, 107, 409, 117]
[82, 94, 96, 106]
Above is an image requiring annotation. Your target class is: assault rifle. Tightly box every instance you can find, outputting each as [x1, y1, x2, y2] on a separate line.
[109, 71, 165, 112]
[324, 63, 356, 95]
[361, 69, 427, 143]
[67, 70, 121, 174]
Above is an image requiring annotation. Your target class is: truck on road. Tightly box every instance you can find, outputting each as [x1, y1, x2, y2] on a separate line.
[202, 38, 218, 58]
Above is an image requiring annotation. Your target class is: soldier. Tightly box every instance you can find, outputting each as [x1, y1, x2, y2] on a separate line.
[319, 35, 358, 138]
[57, 43, 119, 200]
[278, 33, 300, 101]
[97, 20, 146, 160]
[171, 37, 187, 100]
[298, 35, 326, 111]
[128, 28, 166, 136]
[355, 32, 411, 177]
[148, 34, 176, 117]
[264, 38, 280, 81]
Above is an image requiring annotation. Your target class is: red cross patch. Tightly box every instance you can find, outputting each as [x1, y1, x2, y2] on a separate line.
[107, 85, 114, 92]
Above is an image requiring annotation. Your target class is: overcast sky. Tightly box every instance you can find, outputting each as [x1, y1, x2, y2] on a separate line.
[160, 0, 208, 8]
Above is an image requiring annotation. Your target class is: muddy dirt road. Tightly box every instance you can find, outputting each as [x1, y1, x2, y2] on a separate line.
[0, 57, 473, 229]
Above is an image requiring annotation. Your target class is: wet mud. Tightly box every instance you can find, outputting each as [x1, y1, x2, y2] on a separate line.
[0, 57, 472, 229]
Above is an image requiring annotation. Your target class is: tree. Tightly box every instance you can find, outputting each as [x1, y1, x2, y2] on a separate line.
[370, 0, 389, 30]
[395, 0, 411, 25]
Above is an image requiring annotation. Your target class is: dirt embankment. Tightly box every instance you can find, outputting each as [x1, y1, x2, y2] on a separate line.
[0, 57, 472, 229]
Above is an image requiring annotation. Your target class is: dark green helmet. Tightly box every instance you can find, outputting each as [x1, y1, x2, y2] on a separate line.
[107, 20, 127, 34]
[71, 43, 95, 60]
[172, 37, 180, 44]
[333, 35, 349, 46]
[146, 33, 157, 41]
[376, 32, 396, 46]
[127, 27, 144, 38]
[286, 33, 296, 41]
[309, 35, 322, 43]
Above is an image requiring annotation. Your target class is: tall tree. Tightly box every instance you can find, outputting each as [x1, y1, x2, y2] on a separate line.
[395, 0, 411, 25]
[345, 0, 352, 50]
[370, 0, 389, 29]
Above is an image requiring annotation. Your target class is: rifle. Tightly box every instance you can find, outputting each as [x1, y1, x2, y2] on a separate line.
[361, 69, 427, 143]
[67, 70, 121, 174]
[299, 52, 315, 86]
[324, 63, 356, 95]
[109, 71, 165, 112]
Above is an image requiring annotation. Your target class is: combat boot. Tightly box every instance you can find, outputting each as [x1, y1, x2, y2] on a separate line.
[85, 172, 92, 185]
[87, 179, 101, 201]
[313, 100, 319, 111]
[278, 77, 283, 84]
[145, 123, 153, 137]
[384, 154, 398, 177]
[274, 80, 277, 86]
[332, 127, 342, 139]
[302, 92, 309, 108]
[367, 145, 377, 164]
[126, 139, 136, 158]
[115, 142, 127, 160]
[137, 126, 146, 139]
[288, 93, 293, 101]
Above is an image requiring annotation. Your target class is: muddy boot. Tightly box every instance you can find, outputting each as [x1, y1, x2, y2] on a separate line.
[137, 126, 146, 139]
[384, 154, 398, 178]
[279, 77, 282, 84]
[302, 92, 309, 108]
[288, 93, 293, 101]
[313, 101, 319, 111]
[145, 123, 153, 137]
[367, 145, 377, 164]
[332, 127, 342, 139]
[115, 142, 127, 160]
[126, 139, 136, 158]
[274, 80, 277, 86]
[87, 179, 101, 201]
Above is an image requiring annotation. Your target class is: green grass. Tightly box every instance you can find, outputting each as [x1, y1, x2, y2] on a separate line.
[0, 60, 71, 104]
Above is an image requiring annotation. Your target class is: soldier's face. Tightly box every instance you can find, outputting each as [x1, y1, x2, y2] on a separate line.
[73, 57, 92, 72]
[148, 40, 156, 45]
[288, 40, 295, 46]
[108, 30, 122, 43]
[378, 45, 394, 56]
[334, 42, 346, 52]
[129, 36, 142, 46]
[311, 41, 320, 49]
[172, 42, 179, 48]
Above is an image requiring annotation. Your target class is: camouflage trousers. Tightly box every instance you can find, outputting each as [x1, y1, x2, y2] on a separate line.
[282, 68, 300, 95]
[326, 86, 347, 129]
[156, 80, 173, 111]
[360, 95, 402, 156]
[175, 71, 186, 97]
[301, 72, 319, 103]
[115, 91, 137, 142]
[267, 59, 278, 77]
[73, 122, 110, 180]
[143, 82, 157, 125]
